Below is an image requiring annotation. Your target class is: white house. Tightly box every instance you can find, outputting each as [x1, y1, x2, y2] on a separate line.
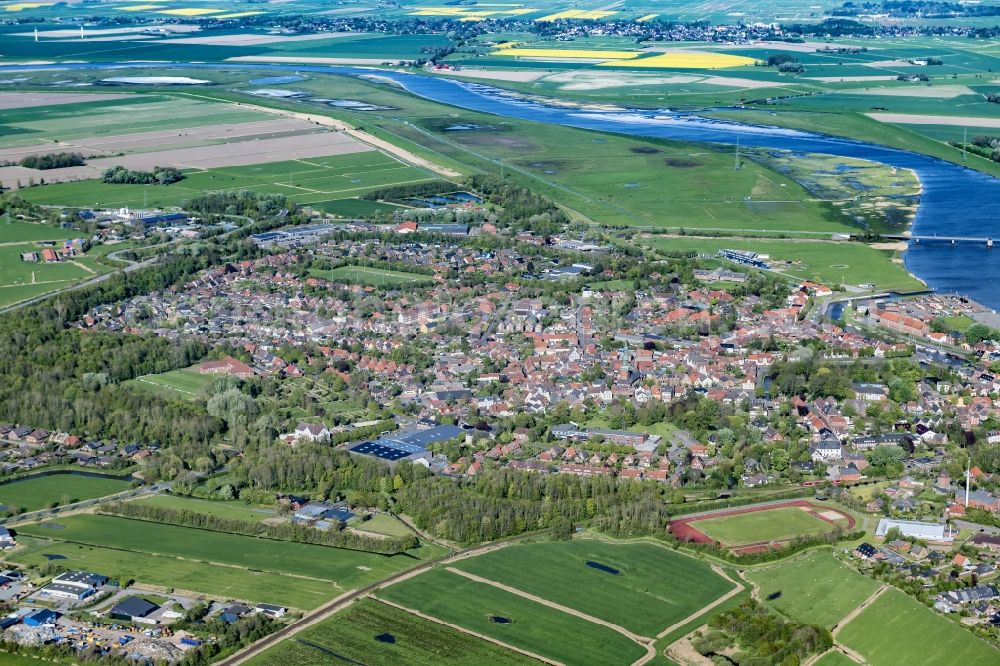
[293, 422, 330, 442]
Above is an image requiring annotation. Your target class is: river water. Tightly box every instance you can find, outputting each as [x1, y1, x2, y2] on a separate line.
[4, 62, 1000, 308]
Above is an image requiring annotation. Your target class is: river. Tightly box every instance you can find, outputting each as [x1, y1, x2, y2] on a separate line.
[3, 61, 1000, 309]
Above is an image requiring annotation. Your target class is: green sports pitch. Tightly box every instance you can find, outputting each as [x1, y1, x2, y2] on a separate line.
[691, 506, 844, 547]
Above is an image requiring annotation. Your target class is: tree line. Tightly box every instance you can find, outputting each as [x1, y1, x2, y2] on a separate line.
[19, 152, 85, 170]
[102, 500, 417, 555]
[694, 599, 832, 664]
[102, 165, 183, 185]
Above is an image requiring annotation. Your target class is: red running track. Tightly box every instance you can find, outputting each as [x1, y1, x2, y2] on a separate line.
[668, 499, 856, 548]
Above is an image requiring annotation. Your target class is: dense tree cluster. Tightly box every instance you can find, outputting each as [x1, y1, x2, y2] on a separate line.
[19, 152, 85, 170]
[695, 600, 832, 665]
[102, 165, 184, 185]
[397, 468, 670, 543]
[467, 174, 568, 234]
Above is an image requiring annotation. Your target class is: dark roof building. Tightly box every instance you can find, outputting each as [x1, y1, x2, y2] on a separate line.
[111, 596, 159, 620]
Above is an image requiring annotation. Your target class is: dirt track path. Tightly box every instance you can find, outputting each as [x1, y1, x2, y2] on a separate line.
[444, 566, 657, 665]
[655, 565, 744, 639]
[375, 597, 562, 665]
[832, 584, 887, 638]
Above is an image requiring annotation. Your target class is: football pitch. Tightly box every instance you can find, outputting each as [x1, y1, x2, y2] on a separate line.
[692, 506, 839, 546]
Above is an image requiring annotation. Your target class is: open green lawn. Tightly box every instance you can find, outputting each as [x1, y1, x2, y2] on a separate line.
[246, 598, 532, 666]
[0, 242, 108, 307]
[644, 236, 924, 291]
[838, 588, 999, 666]
[352, 514, 415, 538]
[16, 514, 445, 604]
[378, 568, 647, 666]
[130, 495, 275, 522]
[6, 535, 334, 610]
[692, 506, 837, 547]
[813, 650, 861, 666]
[0, 221, 83, 242]
[745, 551, 881, 629]
[0, 473, 131, 513]
[127, 367, 215, 400]
[310, 265, 434, 287]
[451, 539, 734, 637]
[19, 152, 441, 211]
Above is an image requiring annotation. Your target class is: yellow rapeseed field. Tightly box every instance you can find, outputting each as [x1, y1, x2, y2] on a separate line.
[636, 13, 657, 22]
[4, 3, 50, 11]
[537, 9, 616, 21]
[158, 7, 224, 15]
[119, 5, 165, 11]
[493, 47, 640, 60]
[604, 52, 757, 69]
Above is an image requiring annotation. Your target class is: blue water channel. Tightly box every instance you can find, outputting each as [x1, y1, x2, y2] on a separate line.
[4, 61, 999, 308]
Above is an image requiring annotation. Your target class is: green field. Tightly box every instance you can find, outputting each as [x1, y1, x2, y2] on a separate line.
[310, 265, 434, 287]
[0, 242, 107, 308]
[451, 539, 734, 637]
[0, 473, 131, 513]
[692, 506, 839, 547]
[7, 535, 335, 610]
[813, 650, 861, 666]
[746, 551, 880, 629]
[645, 236, 924, 291]
[352, 514, 415, 538]
[0, 222, 83, 242]
[14, 514, 445, 608]
[378, 568, 647, 666]
[838, 588, 999, 666]
[246, 598, 533, 666]
[130, 495, 275, 522]
[127, 367, 215, 400]
[19, 152, 442, 211]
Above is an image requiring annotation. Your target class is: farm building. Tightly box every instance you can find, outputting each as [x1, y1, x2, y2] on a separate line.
[875, 518, 954, 543]
[40, 570, 108, 601]
[349, 424, 464, 462]
[255, 603, 287, 618]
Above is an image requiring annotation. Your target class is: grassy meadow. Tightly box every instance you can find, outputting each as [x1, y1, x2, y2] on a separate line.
[309, 265, 434, 288]
[127, 367, 215, 400]
[0, 473, 131, 513]
[245, 598, 533, 666]
[691, 506, 839, 546]
[451, 539, 735, 637]
[378, 567, 647, 666]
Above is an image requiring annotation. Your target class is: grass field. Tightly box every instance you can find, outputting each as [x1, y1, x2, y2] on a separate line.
[451, 539, 734, 637]
[813, 650, 860, 666]
[746, 551, 880, 629]
[838, 588, 1000, 665]
[14, 514, 445, 608]
[378, 568, 647, 666]
[692, 506, 839, 546]
[127, 367, 215, 400]
[0, 221, 83, 242]
[245, 598, 533, 666]
[0, 473, 131, 513]
[352, 514, 414, 537]
[7, 535, 335, 610]
[0, 241, 108, 307]
[19, 152, 441, 211]
[129, 495, 274, 522]
[310, 265, 434, 287]
[645, 236, 924, 291]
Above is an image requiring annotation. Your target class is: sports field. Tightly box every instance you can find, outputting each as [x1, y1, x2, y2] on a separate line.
[451, 539, 735, 637]
[746, 550, 880, 629]
[838, 588, 1000, 665]
[13, 514, 445, 609]
[378, 568, 648, 666]
[0, 473, 131, 513]
[246, 598, 534, 666]
[128, 367, 215, 400]
[19, 152, 440, 210]
[310, 265, 434, 287]
[692, 506, 840, 546]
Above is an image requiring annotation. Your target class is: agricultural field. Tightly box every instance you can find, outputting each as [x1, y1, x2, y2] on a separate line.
[309, 265, 434, 288]
[0, 473, 131, 513]
[644, 236, 925, 292]
[351, 514, 415, 538]
[19, 151, 440, 211]
[837, 588, 1000, 665]
[746, 550, 881, 629]
[377, 567, 648, 666]
[690, 506, 845, 547]
[0, 221, 83, 243]
[127, 367, 215, 400]
[13, 514, 446, 609]
[245, 598, 534, 666]
[450, 539, 735, 637]
[813, 650, 860, 666]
